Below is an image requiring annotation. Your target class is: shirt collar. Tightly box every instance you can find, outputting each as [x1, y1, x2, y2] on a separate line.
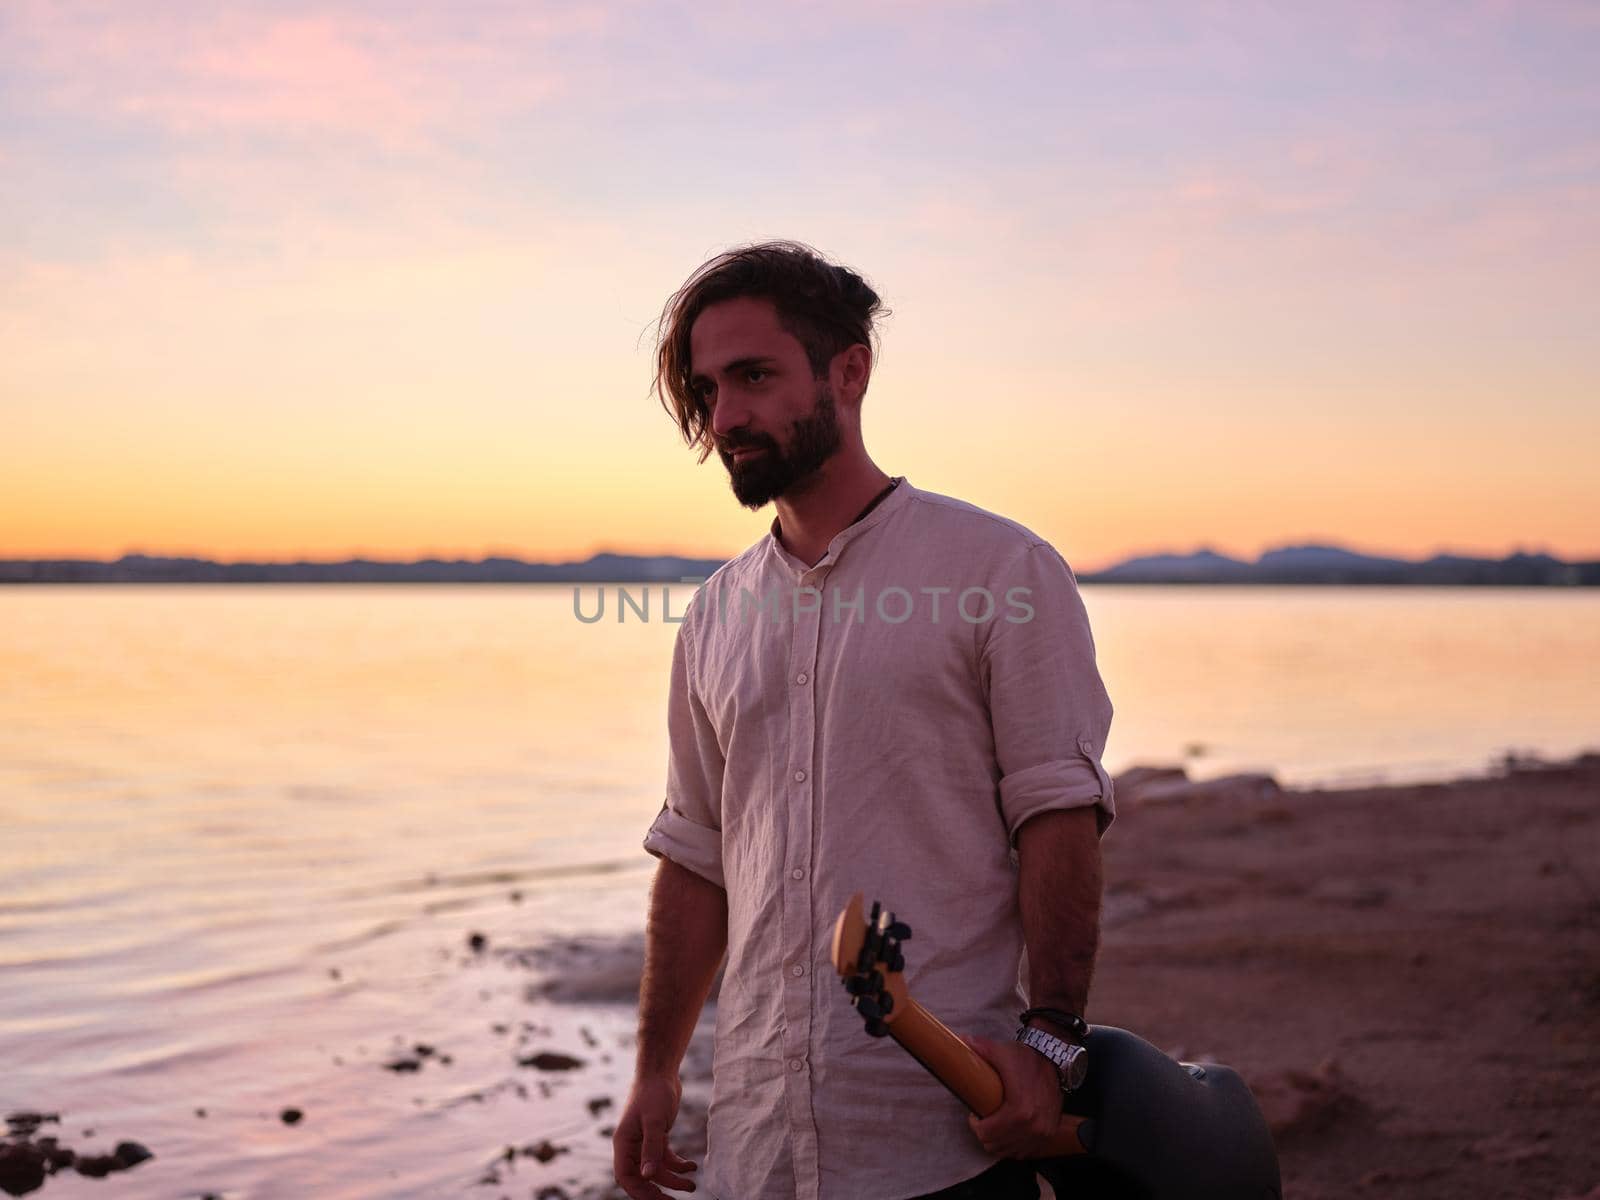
[766, 476, 913, 577]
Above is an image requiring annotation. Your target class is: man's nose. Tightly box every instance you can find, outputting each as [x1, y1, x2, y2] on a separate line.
[710, 390, 750, 439]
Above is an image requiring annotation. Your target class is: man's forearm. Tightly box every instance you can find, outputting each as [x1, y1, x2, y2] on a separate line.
[636, 856, 729, 1078]
[1016, 806, 1102, 1027]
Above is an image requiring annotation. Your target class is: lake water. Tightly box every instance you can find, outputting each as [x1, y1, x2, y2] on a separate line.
[1, 584, 1596, 1197]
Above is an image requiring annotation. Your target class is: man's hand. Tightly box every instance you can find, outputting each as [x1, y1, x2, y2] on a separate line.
[613, 1073, 699, 1197]
[959, 1033, 1063, 1160]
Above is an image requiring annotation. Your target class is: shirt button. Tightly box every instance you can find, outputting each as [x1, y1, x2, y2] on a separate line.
[793, 770, 807, 783]
[790, 867, 805, 880]
[790, 963, 805, 977]
[788, 1058, 804, 1072]
[795, 672, 808, 685]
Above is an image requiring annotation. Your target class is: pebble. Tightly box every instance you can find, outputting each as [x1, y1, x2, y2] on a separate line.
[519, 1052, 585, 1071]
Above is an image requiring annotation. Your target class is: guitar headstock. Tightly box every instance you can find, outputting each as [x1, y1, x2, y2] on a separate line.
[829, 892, 913, 1037]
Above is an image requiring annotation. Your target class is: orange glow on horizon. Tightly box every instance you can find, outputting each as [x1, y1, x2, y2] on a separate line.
[4, 4, 1596, 573]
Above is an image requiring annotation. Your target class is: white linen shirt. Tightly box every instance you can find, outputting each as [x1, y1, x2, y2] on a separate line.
[642, 477, 1115, 1200]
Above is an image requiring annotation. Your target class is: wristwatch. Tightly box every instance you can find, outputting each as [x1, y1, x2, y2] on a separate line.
[1015, 1024, 1089, 1094]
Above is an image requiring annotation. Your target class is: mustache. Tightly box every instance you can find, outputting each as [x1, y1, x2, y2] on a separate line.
[718, 432, 778, 455]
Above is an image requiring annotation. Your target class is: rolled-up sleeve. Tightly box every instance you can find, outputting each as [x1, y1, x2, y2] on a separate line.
[981, 541, 1116, 843]
[642, 617, 727, 889]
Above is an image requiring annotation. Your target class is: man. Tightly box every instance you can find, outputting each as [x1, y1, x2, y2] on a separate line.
[614, 242, 1115, 1200]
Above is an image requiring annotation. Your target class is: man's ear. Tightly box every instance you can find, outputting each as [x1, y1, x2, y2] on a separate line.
[831, 343, 873, 407]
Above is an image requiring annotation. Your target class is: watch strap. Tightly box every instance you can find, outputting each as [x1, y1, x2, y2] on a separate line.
[1015, 1024, 1088, 1093]
[1018, 1006, 1089, 1041]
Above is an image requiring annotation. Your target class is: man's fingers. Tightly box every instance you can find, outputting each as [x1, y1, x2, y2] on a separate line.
[647, 1165, 697, 1192]
[613, 1122, 643, 1183]
[968, 1111, 1010, 1157]
[615, 1159, 669, 1200]
[640, 1120, 666, 1179]
[652, 1145, 698, 1188]
[613, 1103, 676, 1199]
[964, 1035, 1057, 1159]
[608, 1158, 665, 1200]
[967, 1112, 990, 1148]
[615, 1155, 668, 1197]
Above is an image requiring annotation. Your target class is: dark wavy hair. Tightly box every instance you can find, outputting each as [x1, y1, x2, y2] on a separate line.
[653, 240, 887, 462]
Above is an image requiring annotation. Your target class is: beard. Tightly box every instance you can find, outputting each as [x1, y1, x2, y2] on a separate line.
[718, 381, 843, 509]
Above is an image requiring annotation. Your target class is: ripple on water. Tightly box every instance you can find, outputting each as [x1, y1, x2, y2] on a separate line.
[0, 928, 193, 974]
[0, 883, 141, 922]
[109, 957, 306, 1001]
[0, 1008, 99, 1038]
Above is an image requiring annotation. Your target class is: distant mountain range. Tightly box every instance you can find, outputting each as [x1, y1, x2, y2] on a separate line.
[0, 544, 1595, 585]
[0, 552, 728, 585]
[1078, 543, 1599, 585]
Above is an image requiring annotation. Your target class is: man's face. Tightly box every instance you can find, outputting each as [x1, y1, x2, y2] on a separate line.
[688, 296, 843, 509]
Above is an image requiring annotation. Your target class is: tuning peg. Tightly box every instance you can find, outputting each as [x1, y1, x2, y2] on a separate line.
[855, 996, 882, 1022]
[887, 921, 912, 941]
[878, 992, 894, 1015]
[866, 1017, 890, 1038]
[843, 975, 870, 996]
[888, 952, 905, 973]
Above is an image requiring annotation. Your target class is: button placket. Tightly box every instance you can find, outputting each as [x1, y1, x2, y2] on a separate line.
[780, 561, 826, 1194]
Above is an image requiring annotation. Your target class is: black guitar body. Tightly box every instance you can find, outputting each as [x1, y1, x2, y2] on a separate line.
[1036, 1025, 1281, 1200]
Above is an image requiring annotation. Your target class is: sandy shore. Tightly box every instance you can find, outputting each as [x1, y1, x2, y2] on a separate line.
[1091, 752, 1600, 1199]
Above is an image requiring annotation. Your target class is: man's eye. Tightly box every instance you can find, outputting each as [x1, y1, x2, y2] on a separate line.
[746, 369, 768, 384]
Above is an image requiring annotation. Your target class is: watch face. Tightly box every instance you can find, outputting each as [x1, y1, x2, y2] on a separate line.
[1062, 1046, 1088, 1091]
[1019, 1026, 1089, 1092]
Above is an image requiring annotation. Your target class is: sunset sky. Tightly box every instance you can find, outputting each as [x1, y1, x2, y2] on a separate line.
[3, 1, 1597, 572]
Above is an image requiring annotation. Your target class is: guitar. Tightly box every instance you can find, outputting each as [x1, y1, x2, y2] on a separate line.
[830, 893, 1283, 1200]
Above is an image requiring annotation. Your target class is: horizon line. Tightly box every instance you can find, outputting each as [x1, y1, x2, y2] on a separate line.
[3, 539, 1598, 574]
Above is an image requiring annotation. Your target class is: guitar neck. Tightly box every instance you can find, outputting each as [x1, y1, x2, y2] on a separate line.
[890, 997, 1004, 1114]
[890, 997, 1088, 1158]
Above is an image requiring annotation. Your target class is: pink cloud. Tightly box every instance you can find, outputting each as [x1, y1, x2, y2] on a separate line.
[124, 15, 428, 140]
[11, 2, 591, 147]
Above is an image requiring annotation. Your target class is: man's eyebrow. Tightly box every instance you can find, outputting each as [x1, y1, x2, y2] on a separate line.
[690, 356, 780, 385]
